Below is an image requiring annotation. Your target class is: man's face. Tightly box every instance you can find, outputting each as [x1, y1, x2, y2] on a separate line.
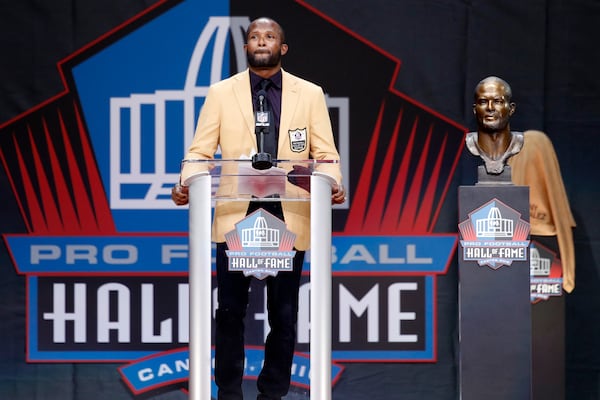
[244, 20, 288, 69]
[473, 81, 515, 133]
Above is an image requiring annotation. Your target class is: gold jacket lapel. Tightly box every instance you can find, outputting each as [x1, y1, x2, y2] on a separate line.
[279, 69, 300, 156]
[232, 71, 257, 150]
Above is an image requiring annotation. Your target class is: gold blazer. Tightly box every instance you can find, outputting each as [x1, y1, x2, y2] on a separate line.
[181, 68, 342, 250]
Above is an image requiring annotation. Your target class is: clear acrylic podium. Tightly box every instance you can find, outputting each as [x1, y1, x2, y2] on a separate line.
[182, 159, 339, 400]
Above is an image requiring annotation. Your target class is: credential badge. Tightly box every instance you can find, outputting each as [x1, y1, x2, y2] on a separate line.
[288, 128, 307, 152]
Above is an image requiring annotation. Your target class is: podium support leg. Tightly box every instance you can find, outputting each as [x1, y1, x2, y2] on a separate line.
[310, 175, 333, 400]
[188, 175, 212, 400]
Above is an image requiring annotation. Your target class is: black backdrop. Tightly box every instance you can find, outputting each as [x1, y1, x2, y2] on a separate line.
[0, 1, 599, 399]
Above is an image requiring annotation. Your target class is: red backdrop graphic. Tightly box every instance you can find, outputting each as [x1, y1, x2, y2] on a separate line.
[0, 0, 598, 399]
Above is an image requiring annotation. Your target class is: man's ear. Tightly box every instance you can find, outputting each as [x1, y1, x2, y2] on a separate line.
[509, 102, 516, 116]
[281, 43, 288, 56]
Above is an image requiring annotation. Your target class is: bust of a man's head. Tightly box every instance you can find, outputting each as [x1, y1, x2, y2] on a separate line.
[466, 76, 523, 175]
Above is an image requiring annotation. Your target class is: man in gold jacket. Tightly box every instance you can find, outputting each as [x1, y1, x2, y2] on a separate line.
[172, 17, 345, 400]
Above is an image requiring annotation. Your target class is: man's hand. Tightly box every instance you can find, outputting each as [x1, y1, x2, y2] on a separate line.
[331, 183, 346, 205]
[287, 165, 312, 192]
[171, 183, 189, 206]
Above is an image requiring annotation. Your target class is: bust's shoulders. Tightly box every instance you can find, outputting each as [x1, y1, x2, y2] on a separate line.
[465, 131, 480, 156]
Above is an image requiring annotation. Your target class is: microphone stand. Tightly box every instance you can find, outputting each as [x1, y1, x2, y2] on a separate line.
[252, 90, 273, 170]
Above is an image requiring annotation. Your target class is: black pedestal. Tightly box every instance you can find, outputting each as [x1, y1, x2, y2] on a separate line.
[458, 184, 531, 400]
[532, 296, 565, 400]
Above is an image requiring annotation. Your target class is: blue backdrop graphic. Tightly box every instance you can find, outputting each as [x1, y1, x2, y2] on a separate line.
[0, 1, 599, 399]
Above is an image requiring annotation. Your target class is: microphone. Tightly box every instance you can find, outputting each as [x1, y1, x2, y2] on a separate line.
[257, 90, 266, 111]
[252, 89, 273, 170]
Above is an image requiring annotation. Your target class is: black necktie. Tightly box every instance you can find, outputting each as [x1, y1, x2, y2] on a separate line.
[260, 78, 271, 92]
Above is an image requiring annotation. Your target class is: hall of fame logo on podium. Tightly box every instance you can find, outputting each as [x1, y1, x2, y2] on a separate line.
[458, 198, 530, 270]
[224, 208, 297, 279]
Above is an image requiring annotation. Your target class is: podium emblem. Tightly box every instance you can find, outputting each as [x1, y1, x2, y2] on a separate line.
[224, 208, 297, 279]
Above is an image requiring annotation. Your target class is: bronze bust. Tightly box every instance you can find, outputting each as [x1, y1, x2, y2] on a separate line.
[466, 76, 524, 175]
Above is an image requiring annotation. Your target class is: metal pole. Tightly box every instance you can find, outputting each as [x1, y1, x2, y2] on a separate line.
[187, 174, 212, 400]
[310, 174, 333, 400]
